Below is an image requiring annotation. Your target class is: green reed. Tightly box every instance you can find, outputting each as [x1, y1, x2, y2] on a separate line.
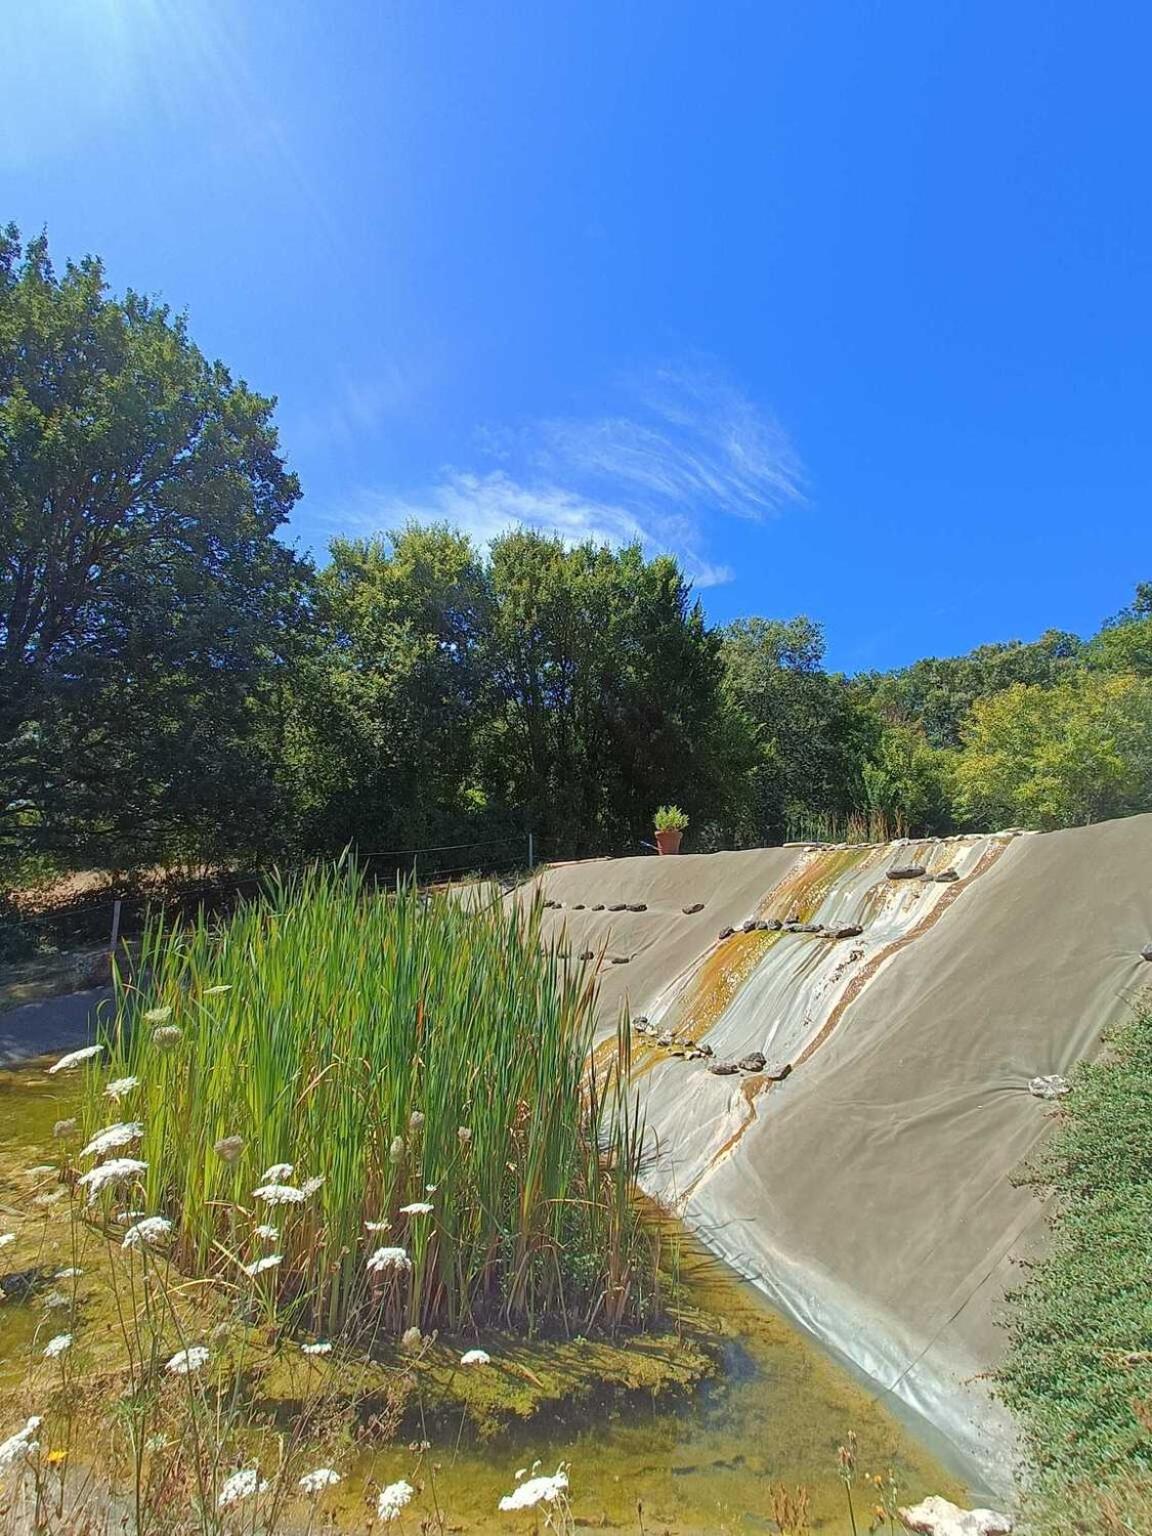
[84, 863, 654, 1340]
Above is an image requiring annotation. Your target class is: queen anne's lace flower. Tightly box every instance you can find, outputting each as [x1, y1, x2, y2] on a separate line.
[47, 1044, 104, 1075]
[260, 1162, 294, 1182]
[166, 1346, 209, 1375]
[251, 1183, 306, 1205]
[122, 1216, 172, 1249]
[81, 1122, 143, 1159]
[217, 1468, 268, 1509]
[299, 1468, 341, 1493]
[499, 1466, 569, 1511]
[76, 1158, 147, 1205]
[253, 1224, 279, 1241]
[43, 1334, 72, 1358]
[0, 1417, 42, 1470]
[143, 1006, 172, 1023]
[460, 1348, 491, 1366]
[0, 1233, 14, 1248]
[377, 1480, 414, 1521]
[243, 1254, 282, 1277]
[399, 1201, 433, 1216]
[300, 1340, 332, 1355]
[104, 1077, 139, 1101]
[366, 1246, 411, 1275]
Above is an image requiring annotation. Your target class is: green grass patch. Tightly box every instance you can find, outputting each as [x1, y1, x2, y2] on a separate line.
[998, 999, 1152, 1522]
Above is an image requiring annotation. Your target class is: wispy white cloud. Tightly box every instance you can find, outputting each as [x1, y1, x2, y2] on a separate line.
[323, 363, 801, 589]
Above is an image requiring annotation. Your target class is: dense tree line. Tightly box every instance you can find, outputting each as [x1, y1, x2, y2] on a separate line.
[4, 228, 1152, 880]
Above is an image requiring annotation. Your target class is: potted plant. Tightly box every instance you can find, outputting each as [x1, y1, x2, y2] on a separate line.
[653, 805, 689, 855]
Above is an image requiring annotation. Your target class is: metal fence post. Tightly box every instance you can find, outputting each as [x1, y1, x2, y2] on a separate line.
[527, 831, 534, 869]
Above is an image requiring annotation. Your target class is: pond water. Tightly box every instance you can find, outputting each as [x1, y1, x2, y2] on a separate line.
[0, 1061, 965, 1533]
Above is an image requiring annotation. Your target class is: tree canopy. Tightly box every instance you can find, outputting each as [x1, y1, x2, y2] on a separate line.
[0, 225, 307, 868]
[4, 227, 1152, 882]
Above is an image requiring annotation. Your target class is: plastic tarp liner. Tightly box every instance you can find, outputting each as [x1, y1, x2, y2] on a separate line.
[640, 815, 1152, 1493]
[511, 848, 805, 1035]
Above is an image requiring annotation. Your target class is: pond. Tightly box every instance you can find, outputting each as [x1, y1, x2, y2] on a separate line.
[0, 1061, 966, 1532]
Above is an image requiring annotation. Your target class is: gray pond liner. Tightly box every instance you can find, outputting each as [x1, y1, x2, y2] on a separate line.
[514, 812, 1152, 1494]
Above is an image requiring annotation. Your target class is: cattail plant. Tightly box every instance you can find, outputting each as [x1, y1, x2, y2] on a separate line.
[84, 863, 654, 1342]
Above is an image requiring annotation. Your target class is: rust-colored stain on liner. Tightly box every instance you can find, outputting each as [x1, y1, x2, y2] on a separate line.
[677, 838, 1013, 1200]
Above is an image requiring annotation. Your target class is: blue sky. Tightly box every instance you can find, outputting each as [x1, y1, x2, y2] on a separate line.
[4, 1, 1150, 671]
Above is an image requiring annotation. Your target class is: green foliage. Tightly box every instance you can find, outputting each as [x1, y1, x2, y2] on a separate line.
[479, 532, 742, 856]
[281, 524, 490, 853]
[5, 221, 1152, 869]
[999, 1004, 1152, 1493]
[953, 672, 1152, 829]
[863, 631, 1083, 749]
[720, 617, 874, 844]
[653, 804, 689, 832]
[859, 722, 956, 837]
[0, 225, 307, 868]
[89, 863, 653, 1338]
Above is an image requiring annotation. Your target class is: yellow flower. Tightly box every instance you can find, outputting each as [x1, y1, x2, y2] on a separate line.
[46, 1449, 68, 1465]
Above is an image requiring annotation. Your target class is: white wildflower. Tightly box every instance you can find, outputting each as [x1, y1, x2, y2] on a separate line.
[243, 1254, 282, 1278]
[165, 1346, 209, 1375]
[152, 1025, 182, 1048]
[300, 1174, 324, 1196]
[43, 1333, 72, 1358]
[460, 1348, 491, 1366]
[80, 1122, 143, 1159]
[366, 1246, 411, 1275]
[53, 1118, 78, 1138]
[122, 1216, 172, 1249]
[499, 1466, 569, 1511]
[42, 1290, 71, 1309]
[54, 1268, 82, 1279]
[253, 1224, 279, 1241]
[217, 1468, 268, 1509]
[252, 1183, 306, 1205]
[0, 1417, 42, 1470]
[143, 1007, 172, 1024]
[300, 1340, 332, 1356]
[47, 1044, 104, 1075]
[260, 1162, 294, 1182]
[0, 1233, 14, 1248]
[377, 1480, 414, 1521]
[299, 1467, 341, 1493]
[104, 1076, 139, 1101]
[364, 1219, 391, 1233]
[76, 1158, 147, 1205]
[399, 1201, 433, 1216]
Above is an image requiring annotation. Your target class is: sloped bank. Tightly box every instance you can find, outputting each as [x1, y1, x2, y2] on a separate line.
[519, 814, 1152, 1494]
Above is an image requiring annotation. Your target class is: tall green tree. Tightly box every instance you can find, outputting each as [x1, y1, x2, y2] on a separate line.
[864, 630, 1083, 749]
[281, 525, 490, 853]
[0, 226, 307, 867]
[720, 616, 873, 842]
[480, 532, 743, 856]
[1085, 581, 1152, 677]
[953, 672, 1152, 830]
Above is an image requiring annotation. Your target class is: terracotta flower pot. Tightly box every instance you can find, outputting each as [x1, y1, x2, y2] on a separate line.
[654, 828, 683, 855]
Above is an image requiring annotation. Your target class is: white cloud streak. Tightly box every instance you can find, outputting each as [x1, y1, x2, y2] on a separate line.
[325, 363, 801, 589]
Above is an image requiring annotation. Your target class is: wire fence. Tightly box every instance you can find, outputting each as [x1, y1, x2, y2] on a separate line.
[1, 832, 538, 960]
